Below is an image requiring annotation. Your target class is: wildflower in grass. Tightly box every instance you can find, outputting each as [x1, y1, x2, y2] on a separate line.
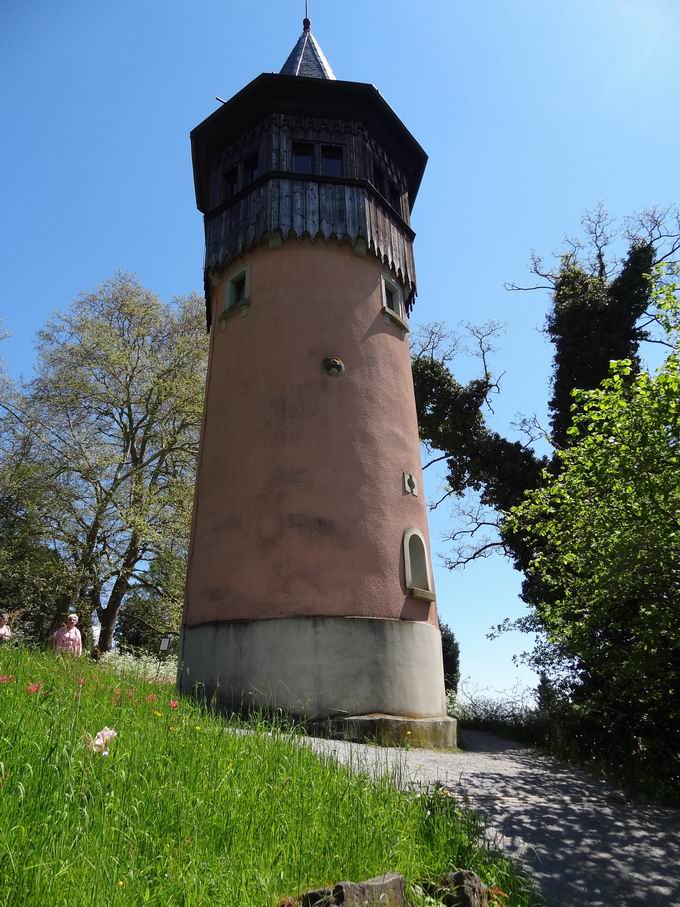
[0, 675, 13, 684]
[154, 711, 162, 717]
[112, 687, 121, 704]
[195, 725, 202, 732]
[78, 677, 86, 686]
[127, 688, 135, 699]
[26, 682, 43, 694]
[146, 693, 158, 704]
[84, 726, 117, 756]
[169, 699, 178, 710]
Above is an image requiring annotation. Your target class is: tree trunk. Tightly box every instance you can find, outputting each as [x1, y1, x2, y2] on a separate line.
[96, 538, 140, 653]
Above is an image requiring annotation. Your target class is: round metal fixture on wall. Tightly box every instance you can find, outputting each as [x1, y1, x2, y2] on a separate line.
[323, 356, 345, 376]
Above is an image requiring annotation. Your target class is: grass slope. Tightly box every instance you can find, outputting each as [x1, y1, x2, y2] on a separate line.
[0, 649, 536, 906]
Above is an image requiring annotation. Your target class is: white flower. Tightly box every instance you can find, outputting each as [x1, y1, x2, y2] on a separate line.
[84, 726, 117, 755]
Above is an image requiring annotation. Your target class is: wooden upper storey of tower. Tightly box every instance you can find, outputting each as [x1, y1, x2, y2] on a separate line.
[191, 73, 428, 327]
[191, 74, 427, 215]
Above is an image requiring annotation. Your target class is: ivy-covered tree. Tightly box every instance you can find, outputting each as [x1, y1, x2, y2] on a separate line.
[414, 207, 679, 569]
[506, 273, 679, 792]
[546, 239, 654, 447]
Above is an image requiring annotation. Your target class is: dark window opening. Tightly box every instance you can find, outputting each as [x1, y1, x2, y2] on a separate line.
[385, 286, 397, 312]
[232, 275, 247, 306]
[389, 181, 401, 214]
[244, 153, 259, 186]
[373, 163, 386, 197]
[292, 142, 314, 175]
[224, 167, 238, 201]
[321, 145, 343, 178]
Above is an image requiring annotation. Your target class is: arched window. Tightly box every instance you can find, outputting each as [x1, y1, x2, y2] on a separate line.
[403, 528, 435, 602]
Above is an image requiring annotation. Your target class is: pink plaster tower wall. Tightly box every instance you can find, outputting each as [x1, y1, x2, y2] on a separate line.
[180, 23, 452, 729]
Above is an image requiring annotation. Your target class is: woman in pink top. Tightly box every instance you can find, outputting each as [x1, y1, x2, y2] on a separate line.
[53, 613, 82, 656]
[0, 613, 11, 644]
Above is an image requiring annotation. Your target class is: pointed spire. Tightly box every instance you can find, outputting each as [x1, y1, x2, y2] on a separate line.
[279, 17, 336, 80]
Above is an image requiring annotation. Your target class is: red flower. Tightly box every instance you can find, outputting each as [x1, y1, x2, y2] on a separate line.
[146, 693, 158, 704]
[0, 675, 13, 684]
[26, 682, 43, 694]
[78, 677, 86, 687]
[169, 699, 178, 710]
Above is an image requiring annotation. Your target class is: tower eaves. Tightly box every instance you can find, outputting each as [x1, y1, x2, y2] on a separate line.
[279, 18, 336, 80]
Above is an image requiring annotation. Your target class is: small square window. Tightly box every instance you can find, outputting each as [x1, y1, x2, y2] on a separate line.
[224, 167, 238, 201]
[381, 274, 408, 331]
[292, 142, 314, 175]
[389, 181, 401, 214]
[244, 153, 259, 186]
[321, 145, 343, 178]
[384, 285, 398, 313]
[373, 163, 386, 197]
[224, 264, 250, 313]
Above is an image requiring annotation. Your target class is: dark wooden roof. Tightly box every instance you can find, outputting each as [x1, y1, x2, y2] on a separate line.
[191, 74, 427, 215]
[279, 18, 336, 79]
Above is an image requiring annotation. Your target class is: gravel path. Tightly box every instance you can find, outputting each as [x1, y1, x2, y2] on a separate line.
[305, 729, 680, 906]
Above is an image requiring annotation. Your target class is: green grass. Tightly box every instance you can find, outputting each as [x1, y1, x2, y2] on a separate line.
[0, 649, 537, 906]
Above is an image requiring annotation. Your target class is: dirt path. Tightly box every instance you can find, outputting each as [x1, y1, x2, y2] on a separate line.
[306, 729, 680, 906]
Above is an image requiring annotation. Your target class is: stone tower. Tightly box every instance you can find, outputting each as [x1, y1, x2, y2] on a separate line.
[180, 18, 455, 745]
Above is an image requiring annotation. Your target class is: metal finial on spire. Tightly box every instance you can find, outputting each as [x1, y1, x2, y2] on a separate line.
[303, 0, 311, 30]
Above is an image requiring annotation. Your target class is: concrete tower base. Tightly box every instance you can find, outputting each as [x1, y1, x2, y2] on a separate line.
[179, 616, 455, 745]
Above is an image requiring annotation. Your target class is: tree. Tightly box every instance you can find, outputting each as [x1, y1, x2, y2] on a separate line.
[0, 273, 208, 651]
[115, 551, 184, 654]
[414, 206, 679, 569]
[506, 272, 680, 789]
[0, 472, 74, 646]
[439, 622, 460, 696]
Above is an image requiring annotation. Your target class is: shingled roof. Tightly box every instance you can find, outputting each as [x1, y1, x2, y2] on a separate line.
[279, 18, 336, 80]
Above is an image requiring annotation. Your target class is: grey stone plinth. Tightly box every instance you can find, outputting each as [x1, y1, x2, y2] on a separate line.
[179, 616, 449, 721]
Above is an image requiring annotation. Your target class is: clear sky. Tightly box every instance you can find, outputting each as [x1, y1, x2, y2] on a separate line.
[1, 1, 679, 697]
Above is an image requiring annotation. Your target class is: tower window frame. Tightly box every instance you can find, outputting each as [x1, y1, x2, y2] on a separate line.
[381, 273, 409, 331]
[403, 528, 435, 602]
[222, 263, 251, 319]
[224, 166, 238, 202]
[388, 181, 402, 215]
[372, 162, 387, 198]
[292, 142, 314, 175]
[321, 145, 343, 178]
[244, 153, 259, 187]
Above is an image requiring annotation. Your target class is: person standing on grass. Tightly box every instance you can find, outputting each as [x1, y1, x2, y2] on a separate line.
[53, 613, 82, 656]
[0, 613, 11, 644]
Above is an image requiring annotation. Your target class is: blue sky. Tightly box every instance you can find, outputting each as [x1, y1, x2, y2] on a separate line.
[1, 1, 679, 696]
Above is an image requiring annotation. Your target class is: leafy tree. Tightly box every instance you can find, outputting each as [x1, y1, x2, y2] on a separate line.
[439, 622, 460, 695]
[115, 552, 184, 654]
[506, 272, 680, 791]
[0, 273, 208, 651]
[0, 474, 74, 646]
